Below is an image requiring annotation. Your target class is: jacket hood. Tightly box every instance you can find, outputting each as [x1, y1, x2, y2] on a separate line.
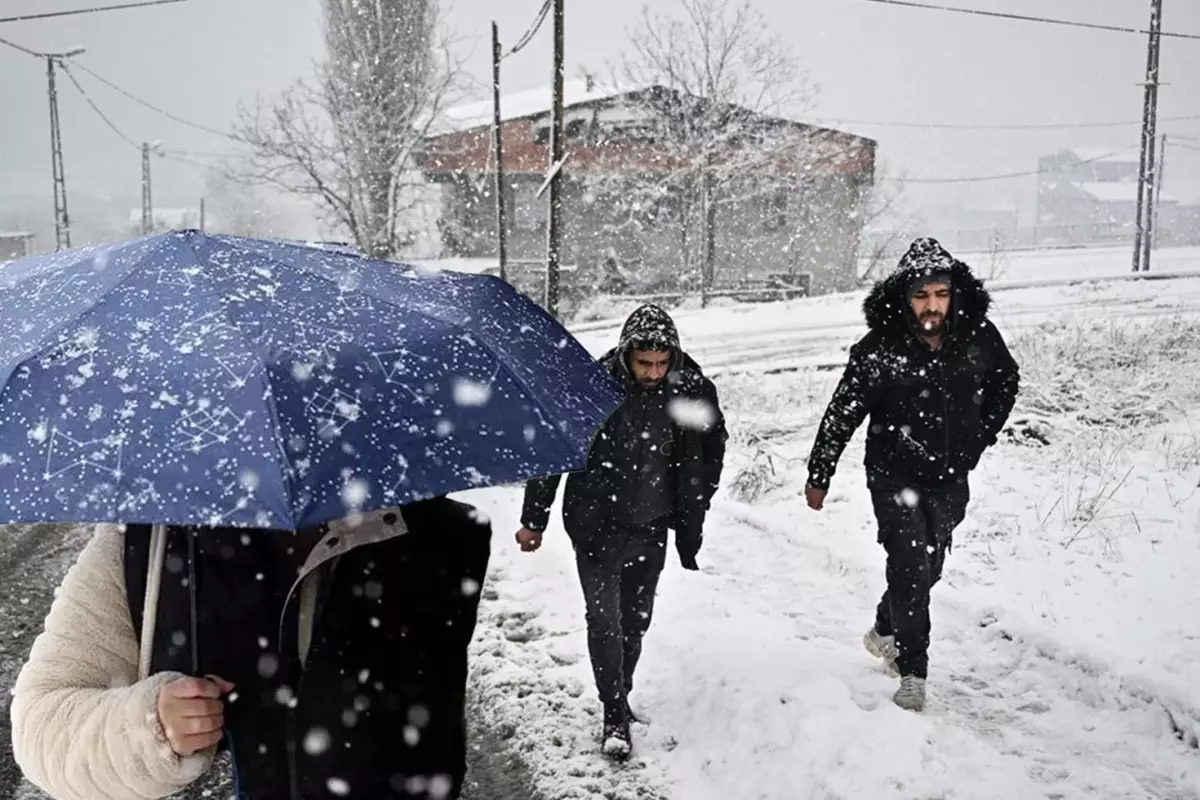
[616, 303, 682, 376]
[863, 237, 991, 336]
[618, 303, 681, 353]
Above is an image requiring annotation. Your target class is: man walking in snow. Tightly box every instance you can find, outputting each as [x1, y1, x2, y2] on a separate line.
[804, 237, 1020, 712]
[514, 304, 727, 760]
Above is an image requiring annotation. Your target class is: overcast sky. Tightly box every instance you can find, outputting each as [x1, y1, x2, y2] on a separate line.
[1, 0, 1197, 237]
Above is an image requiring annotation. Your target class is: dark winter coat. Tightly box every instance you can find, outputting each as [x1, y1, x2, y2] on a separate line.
[124, 497, 491, 800]
[521, 305, 727, 567]
[807, 239, 1020, 491]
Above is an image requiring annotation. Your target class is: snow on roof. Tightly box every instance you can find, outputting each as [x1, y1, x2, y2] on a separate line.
[0, 231, 34, 239]
[1068, 147, 1141, 164]
[1077, 181, 1177, 204]
[438, 79, 641, 135]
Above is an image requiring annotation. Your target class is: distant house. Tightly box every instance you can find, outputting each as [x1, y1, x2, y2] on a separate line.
[418, 80, 876, 298]
[127, 207, 213, 234]
[1036, 148, 1180, 246]
[0, 231, 34, 262]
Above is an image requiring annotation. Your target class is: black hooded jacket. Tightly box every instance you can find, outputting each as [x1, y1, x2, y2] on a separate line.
[807, 239, 1020, 491]
[521, 305, 727, 566]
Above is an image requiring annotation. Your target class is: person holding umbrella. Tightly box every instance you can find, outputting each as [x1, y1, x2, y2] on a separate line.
[3, 232, 623, 799]
[12, 501, 490, 800]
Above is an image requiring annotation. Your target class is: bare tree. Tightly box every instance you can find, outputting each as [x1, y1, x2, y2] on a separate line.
[201, 166, 287, 238]
[233, 0, 468, 260]
[857, 163, 918, 283]
[587, 0, 847, 291]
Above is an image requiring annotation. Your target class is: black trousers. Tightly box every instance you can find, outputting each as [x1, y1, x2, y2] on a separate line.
[574, 518, 669, 709]
[870, 477, 969, 680]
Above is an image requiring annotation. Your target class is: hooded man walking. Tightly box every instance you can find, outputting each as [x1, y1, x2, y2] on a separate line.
[804, 238, 1020, 713]
[514, 304, 726, 761]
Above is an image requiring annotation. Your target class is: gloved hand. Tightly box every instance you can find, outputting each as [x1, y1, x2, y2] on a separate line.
[676, 536, 701, 571]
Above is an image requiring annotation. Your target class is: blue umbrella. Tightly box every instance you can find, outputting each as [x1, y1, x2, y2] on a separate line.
[0, 230, 621, 530]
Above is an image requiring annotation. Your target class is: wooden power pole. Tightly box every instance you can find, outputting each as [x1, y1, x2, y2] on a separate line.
[544, 0, 565, 318]
[1132, 0, 1164, 272]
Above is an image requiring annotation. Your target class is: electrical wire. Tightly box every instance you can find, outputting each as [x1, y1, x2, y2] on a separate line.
[883, 147, 1135, 184]
[0, 0, 195, 25]
[809, 112, 1200, 132]
[59, 62, 142, 150]
[67, 59, 242, 142]
[0, 33, 43, 57]
[502, 0, 552, 59]
[856, 0, 1200, 41]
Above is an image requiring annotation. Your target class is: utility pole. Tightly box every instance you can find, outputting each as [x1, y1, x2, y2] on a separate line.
[1152, 133, 1167, 249]
[200, 197, 206, 232]
[3, 42, 84, 251]
[141, 142, 154, 234]
[543, 0, 565, 318]
[492, 21, 508, 284]
[46, 50, 85, 250]
[1132, 0, 1163, 272]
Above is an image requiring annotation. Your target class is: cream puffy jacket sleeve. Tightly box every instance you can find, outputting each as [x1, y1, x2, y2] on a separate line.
[9, 524, 214, 799]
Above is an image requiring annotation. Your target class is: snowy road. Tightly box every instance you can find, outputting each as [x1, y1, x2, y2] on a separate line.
[464, 260, 1200, 799]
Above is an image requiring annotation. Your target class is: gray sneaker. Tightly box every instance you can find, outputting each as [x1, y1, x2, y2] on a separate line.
[863, 627, 899, 676]
[893, 676, 927, 712]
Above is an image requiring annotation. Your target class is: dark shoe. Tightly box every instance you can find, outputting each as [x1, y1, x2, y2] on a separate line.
[601, 704, 632, 761]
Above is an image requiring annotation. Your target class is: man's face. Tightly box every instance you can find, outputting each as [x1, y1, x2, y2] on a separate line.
[629, 349, 671, 387]
[910, 280, 951, 335]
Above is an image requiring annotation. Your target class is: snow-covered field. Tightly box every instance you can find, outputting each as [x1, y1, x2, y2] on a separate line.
[459, 248, 1200, 799]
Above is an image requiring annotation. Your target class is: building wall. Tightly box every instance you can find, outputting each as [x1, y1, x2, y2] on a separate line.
[0, 234, 33, 261]
[423, 112, 875, 296]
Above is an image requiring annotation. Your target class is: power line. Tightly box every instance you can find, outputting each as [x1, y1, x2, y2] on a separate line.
[0, 0, 195, 25]
[887, 148, 1132, 184]
[857, 0, 1200, 41]
[59, 62, 141, 150]
[503, 0, 552, 59]
[67, 59, 241, 141]
[0, 33, 44, 57]
[811, 112, 1200, 131]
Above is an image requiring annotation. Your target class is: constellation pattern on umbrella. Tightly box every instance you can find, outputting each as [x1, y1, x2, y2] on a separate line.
[169, 311, 242, 354]
[43, 428, 124, 481]
[307, 388, 363, 438]
[383, 454, 412, 502]
[373, 348, 432, 404]
[172, 404, 252, 453]
[289, 320, 356, 366]
[214, 356, 260, 389]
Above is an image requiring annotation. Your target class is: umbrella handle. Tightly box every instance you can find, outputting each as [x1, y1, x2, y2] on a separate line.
[187, 530, 199, 676]
[137, 524, 168, 682]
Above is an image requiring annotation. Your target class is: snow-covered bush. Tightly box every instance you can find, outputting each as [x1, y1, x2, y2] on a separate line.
[1008, 316, 1200, 552]
[1009, 316, 1200, 433]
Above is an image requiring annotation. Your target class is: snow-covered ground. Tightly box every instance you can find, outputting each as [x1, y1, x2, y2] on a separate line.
[459, 250, 1200, 799]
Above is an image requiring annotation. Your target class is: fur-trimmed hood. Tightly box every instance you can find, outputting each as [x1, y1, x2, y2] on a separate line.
[862, 237, 991, 338]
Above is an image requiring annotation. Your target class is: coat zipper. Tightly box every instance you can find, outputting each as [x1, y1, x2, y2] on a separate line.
[937, 357, 951, 477]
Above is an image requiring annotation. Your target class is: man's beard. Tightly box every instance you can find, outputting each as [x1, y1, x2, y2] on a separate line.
[918, 313, 945, 334]
[637, 376, 664, 388]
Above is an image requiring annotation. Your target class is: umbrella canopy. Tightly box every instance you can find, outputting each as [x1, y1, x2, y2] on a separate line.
[0, 230, 620, 529]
